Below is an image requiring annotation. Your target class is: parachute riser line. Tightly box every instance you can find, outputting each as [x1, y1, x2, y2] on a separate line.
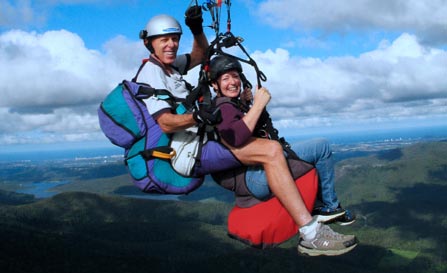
[210, 31, 267, 89]
[196, 0, 295, 157]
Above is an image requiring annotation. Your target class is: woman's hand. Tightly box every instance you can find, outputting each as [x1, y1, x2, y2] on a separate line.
[241, 86, 271, 133]
[253, 86, 271, 109]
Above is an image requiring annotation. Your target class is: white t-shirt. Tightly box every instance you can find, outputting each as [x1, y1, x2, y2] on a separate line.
[138, 54, 191, 116]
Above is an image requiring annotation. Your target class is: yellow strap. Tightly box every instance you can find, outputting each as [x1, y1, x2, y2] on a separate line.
[151, 149, 176, 160]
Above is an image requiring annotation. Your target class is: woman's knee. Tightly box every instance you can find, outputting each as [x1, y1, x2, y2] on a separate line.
[263, 140, 284, 161]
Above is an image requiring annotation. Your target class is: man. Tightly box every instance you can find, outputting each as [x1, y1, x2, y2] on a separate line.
[137, 7, 357, 256]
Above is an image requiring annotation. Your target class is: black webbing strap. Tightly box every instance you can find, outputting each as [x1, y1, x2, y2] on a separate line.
[132, 59, 149, 82]
[136, 85, 175, 100]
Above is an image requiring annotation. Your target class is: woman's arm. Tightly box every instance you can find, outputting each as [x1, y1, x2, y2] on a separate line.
[217, 87, 271, 147]
[241, 86, 271, 132]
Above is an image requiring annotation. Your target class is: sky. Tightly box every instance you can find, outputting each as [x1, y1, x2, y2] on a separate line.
[0, 0, 446, 150]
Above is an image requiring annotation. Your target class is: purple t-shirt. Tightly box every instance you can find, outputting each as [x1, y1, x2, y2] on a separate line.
[215, 97, 252, 147]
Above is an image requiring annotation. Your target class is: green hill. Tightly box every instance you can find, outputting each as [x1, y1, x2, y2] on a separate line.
[0, 141, 446, 273]
[0, 189, 35, 205]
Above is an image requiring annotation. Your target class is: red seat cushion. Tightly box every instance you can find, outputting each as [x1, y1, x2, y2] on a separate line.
[227, 168, 318, 248]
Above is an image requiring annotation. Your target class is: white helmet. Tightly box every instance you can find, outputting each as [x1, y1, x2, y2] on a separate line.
[139, 14, 182, 39]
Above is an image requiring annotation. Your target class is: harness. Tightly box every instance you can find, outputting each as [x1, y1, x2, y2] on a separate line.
[188, 2, 318, 249]
[190, 0, 299, 159]
[133, 54, 208, 173]
[213, 97, 284, 143]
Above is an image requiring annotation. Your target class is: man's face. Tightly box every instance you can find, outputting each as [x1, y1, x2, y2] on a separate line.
[151, 34, 180, 64]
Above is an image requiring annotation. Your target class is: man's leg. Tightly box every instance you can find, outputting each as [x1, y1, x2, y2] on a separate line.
[293, 138, 339, 209]
[294, 138, 356, 225]
[194, 140, 242, 176]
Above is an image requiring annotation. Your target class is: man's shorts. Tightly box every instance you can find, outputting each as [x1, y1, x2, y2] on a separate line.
[193, 140, 242, 176]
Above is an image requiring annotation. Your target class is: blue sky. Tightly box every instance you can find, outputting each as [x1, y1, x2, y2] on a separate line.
[0, 0, 446, 149]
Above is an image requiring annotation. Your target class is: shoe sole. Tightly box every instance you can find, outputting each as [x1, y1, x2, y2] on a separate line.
[314, 210, 346, 223]
[337, 219, 356, 226]
[297, 242, 358, 257]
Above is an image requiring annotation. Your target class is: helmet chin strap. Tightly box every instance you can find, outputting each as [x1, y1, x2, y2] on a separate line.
[214, 83, 225, 97]
[144, 38, 154, 53]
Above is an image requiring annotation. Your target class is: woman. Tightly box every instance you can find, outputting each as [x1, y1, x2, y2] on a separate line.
[209, 55, 357, 255]
[210, 55, 355, 225]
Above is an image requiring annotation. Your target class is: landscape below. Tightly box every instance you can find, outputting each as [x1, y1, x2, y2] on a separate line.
[0, 139, 446, 273]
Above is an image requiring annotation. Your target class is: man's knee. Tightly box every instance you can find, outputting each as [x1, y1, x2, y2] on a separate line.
[314, 138, 332, 157]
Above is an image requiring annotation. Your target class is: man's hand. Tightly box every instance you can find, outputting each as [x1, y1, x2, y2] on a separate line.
[183, 85, 203, 110]
[193, 106, 222, 126]
[185, 5, 203, 35]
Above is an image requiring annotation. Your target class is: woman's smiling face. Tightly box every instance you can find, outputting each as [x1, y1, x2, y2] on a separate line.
[213, 70, 242, 98]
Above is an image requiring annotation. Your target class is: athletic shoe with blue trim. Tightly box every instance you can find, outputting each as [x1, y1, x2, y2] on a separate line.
[336, 208, 356, 226]
[312, 205, 356, 226]
[312, 206, 346, 223]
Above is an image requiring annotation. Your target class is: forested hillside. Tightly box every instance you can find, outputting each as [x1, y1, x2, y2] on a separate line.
[0, 141, 446, 273]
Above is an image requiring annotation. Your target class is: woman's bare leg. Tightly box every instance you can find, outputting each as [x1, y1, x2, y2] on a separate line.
[227, 137, 313, 227]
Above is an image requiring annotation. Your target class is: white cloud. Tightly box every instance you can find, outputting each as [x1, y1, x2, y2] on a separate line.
[0, 29, 143, 110]
[248, 33, 447, 130]
[0, 28, 446, 145]
[0, 29, 145, 145]
[254, 0, 447, 45]
[0, 0, 40, 28]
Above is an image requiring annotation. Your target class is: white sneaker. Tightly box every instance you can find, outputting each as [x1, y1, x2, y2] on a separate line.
[297, 224, 358, 256]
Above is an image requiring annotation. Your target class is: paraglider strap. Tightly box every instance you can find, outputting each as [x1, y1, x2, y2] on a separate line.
[196, 0, 295, 156]
[140, 146, 176, 161]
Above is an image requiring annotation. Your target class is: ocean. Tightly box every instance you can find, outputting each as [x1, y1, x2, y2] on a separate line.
[0, 125, 445, 200]
[1, 125, 446, 163]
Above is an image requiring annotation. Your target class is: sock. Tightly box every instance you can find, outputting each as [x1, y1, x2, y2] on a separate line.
[299, 216, 320, 241]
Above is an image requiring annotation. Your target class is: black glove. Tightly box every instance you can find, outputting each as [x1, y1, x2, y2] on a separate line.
[185, 5, 203, 35]
[193, 106, 222, 126]
[183, 85, 203, 110]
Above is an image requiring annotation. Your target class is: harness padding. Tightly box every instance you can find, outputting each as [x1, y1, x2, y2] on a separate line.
[227, 167, 318, 249]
